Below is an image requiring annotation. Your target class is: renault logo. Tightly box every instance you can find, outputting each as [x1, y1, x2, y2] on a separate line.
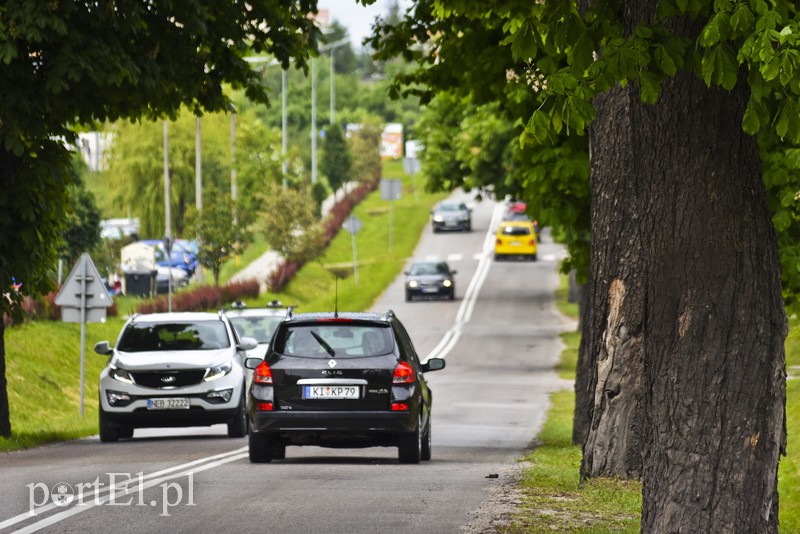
[161, 375, 176, 383]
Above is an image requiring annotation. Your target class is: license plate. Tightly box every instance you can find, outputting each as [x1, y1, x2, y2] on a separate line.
[422, 287, 439, 293]
[445, 220, 457, 227]
[304, 385, 360, 400]
[147, 398, 190, 410]
[510, 240, 521, 246]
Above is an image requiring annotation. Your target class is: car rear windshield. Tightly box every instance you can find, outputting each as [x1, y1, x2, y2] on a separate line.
[272, 323, 394, 358]
[229, 316, 282, 343]
[500, 225, 531, 236]
[118, 320, 230, 352]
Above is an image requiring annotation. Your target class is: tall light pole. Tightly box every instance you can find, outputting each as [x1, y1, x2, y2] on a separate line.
[244, 56, 288, 189]
[311, 57, 318, 184]
[282, 69, 288, 189]
[196, 118, 202, 211]
[163, 120, 173, 312]
[330, 49, 335, 125]
[230, 109, 237, 224]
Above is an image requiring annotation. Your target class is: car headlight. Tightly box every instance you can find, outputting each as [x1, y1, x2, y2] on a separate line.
[106, 390, 133, 407]
[408, 280, 419, 288]
[442, 279, 453, 288]
[204, 361, 233, 382]
[109, 367, 134, 384]
[432, 215, 444, 222]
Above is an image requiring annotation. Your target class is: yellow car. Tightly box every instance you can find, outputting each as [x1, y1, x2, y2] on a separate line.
[494, 220, 538, 261]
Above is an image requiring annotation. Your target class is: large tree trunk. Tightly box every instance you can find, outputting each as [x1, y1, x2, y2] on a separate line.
[631, 11, 787, 529]
[579, 85, 646, 479]
[0, 322, 9, 438]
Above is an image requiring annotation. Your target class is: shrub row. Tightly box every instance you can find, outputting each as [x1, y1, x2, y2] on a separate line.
[134, 279, 260, 314]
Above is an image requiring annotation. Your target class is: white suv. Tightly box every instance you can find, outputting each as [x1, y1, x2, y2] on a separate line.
[94, 312, 257, 442]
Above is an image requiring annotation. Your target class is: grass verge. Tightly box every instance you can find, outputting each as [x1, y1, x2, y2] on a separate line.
[1, 160, 447, 452]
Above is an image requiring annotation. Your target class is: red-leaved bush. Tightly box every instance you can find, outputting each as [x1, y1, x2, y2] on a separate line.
[134, 279, 260, 314]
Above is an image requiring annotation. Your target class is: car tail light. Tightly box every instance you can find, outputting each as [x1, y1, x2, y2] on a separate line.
[254, 361, 273, 384]
[496, 239, 502, 245]
[529, 239, 536, 246]
[393, 361, 415, 384]
[391, 402, 409, 411]
[256, 402, 273, 411]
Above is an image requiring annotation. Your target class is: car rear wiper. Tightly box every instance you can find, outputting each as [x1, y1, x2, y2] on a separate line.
[310, 331, 336, 357]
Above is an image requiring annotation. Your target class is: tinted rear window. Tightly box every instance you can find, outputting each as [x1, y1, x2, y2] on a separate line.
[273, 324, 393, 358]
[118, 320, 230, 351]
[501, 226, 531, 236]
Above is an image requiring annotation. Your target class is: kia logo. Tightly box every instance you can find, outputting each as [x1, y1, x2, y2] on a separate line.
[161, 375, 176, 384]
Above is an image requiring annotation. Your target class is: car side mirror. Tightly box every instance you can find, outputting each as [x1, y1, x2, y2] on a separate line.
[403, 271, 410, 276]
[421, 358, 446, 373]
[238, 337, 258, 352]
[450, 270, 458, 275]
[94, 341, 113, 356]
[244, 357, 263, 370]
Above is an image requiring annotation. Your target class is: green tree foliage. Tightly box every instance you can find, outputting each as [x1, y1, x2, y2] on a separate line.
[0, 0, 322, 438]
[186, 195, 250, 287]
[321, 123, 352, 197]
[104, 106, 293, 238]
[260, 184, 325, 266]
[347, 118, 383, 184]
[60, 176, 103, 268]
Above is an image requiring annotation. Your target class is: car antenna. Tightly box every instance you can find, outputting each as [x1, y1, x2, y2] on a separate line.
[334, 277, 339, 318]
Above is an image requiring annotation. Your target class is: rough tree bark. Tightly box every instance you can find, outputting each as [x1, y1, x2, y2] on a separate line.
[632, 11, 787, 531]
[0, 321, 9, 438]
[639, 72, 786, 532]
[579, 85, 646, 479]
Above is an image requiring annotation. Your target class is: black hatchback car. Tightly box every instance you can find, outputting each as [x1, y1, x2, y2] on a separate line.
[404, 260, 457, 301]
[245, 310, 445, 464]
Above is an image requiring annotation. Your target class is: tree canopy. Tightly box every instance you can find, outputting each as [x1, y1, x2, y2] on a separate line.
[0, 0, 323, 437]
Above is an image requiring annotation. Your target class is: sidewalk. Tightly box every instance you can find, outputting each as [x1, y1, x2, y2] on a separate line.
[228, 183, 357, 292]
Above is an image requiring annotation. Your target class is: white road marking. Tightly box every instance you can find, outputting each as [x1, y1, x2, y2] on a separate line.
[446, 253, 463, 262]
[3, 447, 248, 533]
[426, 202, 505, 361]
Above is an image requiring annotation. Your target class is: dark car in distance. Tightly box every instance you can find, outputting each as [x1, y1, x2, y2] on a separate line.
[404, 260, 457, 301]
[431, 200, 471, 232]
[245, 310, 445, 464]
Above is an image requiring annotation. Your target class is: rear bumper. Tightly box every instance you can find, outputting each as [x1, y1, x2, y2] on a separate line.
[250, 410, 417, 434]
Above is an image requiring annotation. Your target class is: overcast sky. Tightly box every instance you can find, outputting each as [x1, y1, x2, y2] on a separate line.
[317, 0, 412, 48]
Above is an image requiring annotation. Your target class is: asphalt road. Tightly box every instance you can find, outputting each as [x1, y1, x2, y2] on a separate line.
[0, 193, 574, 534]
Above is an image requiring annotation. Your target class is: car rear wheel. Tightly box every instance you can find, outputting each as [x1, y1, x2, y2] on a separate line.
[530, 253, 538, 261]
[406, 291, 413, 302]
[421, 417, 432, 461]
[398, 413, 422, 464]
[99, 408, 119, 443]
[249, 432, 273, 463]
[227, 390, 248, 438]
[271, 443, 286, 460]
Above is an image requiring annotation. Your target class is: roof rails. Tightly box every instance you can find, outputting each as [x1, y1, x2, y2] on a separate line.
[382, 309, 396, 321]
[231, 300, 247, 310]
[286, 306, 295, 319]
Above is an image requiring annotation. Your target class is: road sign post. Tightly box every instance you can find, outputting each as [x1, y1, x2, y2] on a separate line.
[380, 179, 402, 254]
[55, 253, 113, 416]
[342, 215, 363, 285]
